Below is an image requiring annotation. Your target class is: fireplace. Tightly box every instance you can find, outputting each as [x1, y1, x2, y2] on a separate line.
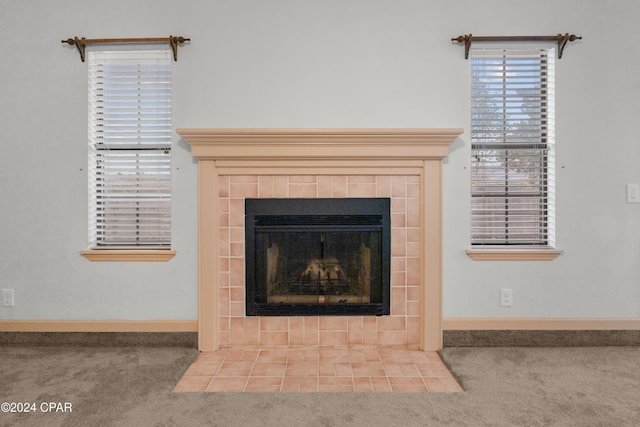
[245, 198, 391, 316]
[177, 128, 463, 351]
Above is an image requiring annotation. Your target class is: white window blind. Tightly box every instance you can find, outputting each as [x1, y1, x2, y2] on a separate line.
[88, 50, 172, 248]
[471, 47, 555, 246]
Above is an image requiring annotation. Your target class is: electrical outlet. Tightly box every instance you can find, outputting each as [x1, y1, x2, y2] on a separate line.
[1, 289, 15, 307]
[500, 288, 513, 307]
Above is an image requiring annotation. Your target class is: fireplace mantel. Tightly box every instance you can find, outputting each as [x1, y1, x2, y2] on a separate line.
[178, 128, 463, 352]
[177, 128, 461, 160]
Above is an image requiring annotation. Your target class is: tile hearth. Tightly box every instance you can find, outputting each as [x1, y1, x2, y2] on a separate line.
[174, 347, 462, 393]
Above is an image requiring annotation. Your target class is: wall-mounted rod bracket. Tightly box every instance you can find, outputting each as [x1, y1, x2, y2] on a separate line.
[61, 36, 191, 62]
[451, 33, 582, 59]
[168, 36, 190, 61]
[61, 36, 87, 62]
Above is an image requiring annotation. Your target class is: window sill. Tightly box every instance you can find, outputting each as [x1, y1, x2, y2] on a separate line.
[80, 249, 176, 262]
[466, 248, 562, 261]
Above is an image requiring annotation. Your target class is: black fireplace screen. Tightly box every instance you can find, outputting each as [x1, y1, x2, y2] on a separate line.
[245, 198, 390, 316]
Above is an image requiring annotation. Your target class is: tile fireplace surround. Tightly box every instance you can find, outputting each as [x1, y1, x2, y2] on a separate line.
[178, 128, 463, 353]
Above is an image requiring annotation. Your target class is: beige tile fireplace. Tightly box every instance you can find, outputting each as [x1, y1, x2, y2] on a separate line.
[178, 128, 462, 352]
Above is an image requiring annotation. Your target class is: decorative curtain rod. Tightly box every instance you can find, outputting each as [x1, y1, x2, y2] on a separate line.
[451, 33, 582, 59]
[61, 36, 191, 62]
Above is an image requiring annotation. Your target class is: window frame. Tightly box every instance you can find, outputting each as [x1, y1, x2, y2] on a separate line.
[81, 48, 175, 262]
[467, 45, 561, 261]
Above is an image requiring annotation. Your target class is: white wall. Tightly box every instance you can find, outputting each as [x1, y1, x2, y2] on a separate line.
[1, 0, 638, 321]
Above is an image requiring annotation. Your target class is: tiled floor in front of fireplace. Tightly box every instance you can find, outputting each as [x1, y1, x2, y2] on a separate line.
[174, 347, 463, 393]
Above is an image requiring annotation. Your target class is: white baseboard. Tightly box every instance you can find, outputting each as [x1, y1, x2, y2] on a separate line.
[0, 320, 198, 333]
[2, 318, 638, 335]
[443, 318, 640, 330]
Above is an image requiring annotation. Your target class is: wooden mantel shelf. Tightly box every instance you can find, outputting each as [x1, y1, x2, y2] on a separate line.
[176, 128, 463, 160]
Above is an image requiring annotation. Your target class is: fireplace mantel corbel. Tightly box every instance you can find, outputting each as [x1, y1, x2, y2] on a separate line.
[178, 128, 463, 352]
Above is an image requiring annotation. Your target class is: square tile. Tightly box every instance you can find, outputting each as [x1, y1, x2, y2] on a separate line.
[176, 348, 462, 394]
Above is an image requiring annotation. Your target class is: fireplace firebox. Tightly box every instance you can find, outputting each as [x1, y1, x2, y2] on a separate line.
[245, 198, 390, 316]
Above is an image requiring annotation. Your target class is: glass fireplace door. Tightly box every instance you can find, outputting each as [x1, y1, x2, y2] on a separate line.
[245, 198, 391, 316]
[255, 230, 382, 308]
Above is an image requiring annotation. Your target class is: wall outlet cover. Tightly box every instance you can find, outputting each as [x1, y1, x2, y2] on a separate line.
[1, 289, 15, 307]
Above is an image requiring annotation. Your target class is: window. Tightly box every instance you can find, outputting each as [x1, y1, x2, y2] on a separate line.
[470, 47, 555, 249]
[87, 50, 172, 250]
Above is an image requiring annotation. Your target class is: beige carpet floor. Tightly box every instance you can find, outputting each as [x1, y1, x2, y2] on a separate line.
[1, 345, 639, 426]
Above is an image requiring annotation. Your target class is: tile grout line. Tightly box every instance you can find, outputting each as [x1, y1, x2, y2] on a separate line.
[184, 348, 462, 393]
